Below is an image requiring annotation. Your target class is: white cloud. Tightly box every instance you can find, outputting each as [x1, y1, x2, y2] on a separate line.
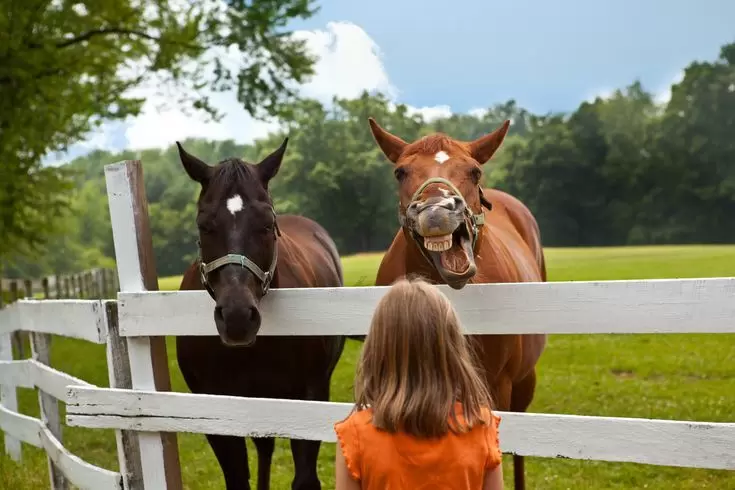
[48, 20, 488, 164]
[654, 70, 685, 105]
[61, 20, 403, 159]
[405, 104, 453, 122]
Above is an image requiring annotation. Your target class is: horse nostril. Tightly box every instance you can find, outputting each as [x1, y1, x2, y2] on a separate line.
[248, 306, 260, 325]
[451, 196, 463, 210]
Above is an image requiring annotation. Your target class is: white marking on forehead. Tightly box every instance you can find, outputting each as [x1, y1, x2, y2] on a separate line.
[434, 151, 450, 164]
[226, 195, 244, 215]
[439, 188, 451, 198]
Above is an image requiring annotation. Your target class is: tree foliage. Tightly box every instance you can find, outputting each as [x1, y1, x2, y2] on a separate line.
[4, 39, 735, 278]
[0, 0, 319, 261]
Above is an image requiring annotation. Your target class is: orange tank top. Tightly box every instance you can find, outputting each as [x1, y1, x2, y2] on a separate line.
[334, 403, 502, 489]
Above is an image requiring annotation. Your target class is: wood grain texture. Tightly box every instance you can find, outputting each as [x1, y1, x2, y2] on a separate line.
[39, 425, 123, 490]
[0, 402, 42, 448]
[105, 161, 182, 490]
[105, 301, 144, 490]
[117, 277, 735, 337]
[0, 333, 22, 459]
[0, 300, 108, 343]
[66, 386, 735, 471]
[31, 332, 69, 489]
[0, 359, 92, 398]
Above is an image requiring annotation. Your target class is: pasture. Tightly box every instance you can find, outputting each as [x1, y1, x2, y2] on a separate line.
[2, 245, 735, 489]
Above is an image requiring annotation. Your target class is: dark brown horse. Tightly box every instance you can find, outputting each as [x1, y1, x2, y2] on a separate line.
[367, 118, 547, 490]
[175, 138, 346, 490]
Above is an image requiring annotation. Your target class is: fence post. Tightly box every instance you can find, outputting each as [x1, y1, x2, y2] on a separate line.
[55, 275, 62, 299]
[42, 277, 50, 300]
[30, 332, 68, 490]
[0, 277, 21, 461]
[105, 301, 144, 490]
[105, 160, 183, 490]
[101, 269, 110, 299]
[10, 281, 25, 359]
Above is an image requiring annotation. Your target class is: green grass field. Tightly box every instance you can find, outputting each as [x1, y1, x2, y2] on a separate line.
[2, 245, 735, 489]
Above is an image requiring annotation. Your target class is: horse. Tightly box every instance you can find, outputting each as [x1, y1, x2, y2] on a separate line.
[366, 118, 547, 490]
[175, 138, 346, 490]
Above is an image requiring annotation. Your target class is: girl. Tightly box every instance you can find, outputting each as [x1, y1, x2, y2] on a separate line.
[334, 276, 503, 490]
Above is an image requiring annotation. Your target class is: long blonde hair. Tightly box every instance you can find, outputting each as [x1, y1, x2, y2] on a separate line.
[353, 276, 493, 438]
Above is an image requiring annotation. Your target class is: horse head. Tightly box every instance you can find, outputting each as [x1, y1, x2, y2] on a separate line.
[368, 118, 510, 289]
[176, 138, 288, 346]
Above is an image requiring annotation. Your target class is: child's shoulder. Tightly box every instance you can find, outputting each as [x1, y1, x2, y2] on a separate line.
[334, 408, 373, 434]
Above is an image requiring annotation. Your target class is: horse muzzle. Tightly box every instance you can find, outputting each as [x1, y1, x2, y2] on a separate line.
[214, 303, 261, 347]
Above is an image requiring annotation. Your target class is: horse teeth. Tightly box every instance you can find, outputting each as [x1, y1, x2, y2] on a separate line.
[423, 235, 452, 252]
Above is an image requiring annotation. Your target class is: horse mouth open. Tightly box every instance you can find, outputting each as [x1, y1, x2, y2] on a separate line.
[418, 221, 477, 289]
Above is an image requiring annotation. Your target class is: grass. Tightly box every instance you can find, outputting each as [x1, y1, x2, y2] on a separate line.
[2, 244, 735, 489]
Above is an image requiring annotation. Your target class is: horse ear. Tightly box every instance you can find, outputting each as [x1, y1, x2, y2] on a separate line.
[176, 141, 212, 183]
[257, 137, 288, 186]
[468, 120, 511, 165]
[368, 117, 408, 164]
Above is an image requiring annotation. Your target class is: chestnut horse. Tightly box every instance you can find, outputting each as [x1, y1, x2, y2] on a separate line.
[175, 138, 346, 490]
[367, 118, 547, 490]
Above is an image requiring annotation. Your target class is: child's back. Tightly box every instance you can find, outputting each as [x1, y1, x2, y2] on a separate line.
[334, 277, 504, 490]
[336, 403, 501, 489]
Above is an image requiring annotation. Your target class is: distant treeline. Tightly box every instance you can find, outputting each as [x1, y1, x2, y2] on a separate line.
[6, 42, 735, 278]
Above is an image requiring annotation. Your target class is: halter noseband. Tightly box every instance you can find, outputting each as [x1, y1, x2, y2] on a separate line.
[197, 207, 281, 300]
[398, 177, 489, 264]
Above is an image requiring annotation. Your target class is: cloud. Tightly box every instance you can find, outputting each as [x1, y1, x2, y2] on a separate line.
[654, 70, 685, 105]
[46, 21, 405, 165]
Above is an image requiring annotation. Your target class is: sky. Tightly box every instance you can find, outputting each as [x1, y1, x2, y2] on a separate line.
[45, 0, 735, 164]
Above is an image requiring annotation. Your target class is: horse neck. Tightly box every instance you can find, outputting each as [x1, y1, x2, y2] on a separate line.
[471, 226, 543, 284]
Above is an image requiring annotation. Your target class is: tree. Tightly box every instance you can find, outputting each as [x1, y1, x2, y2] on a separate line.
[0, 0, 320, 264]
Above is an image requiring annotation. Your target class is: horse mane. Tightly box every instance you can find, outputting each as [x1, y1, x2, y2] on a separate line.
[208, 158, 260, 201]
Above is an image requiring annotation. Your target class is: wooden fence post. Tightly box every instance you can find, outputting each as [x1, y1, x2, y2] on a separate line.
[30, 332, 69, 490]
[42, 277, 50, 299]
[105, 160, 183, 490]
[55, 275, 62, 299]
[0, 275, 21, 461]
[10, 281, 25, 359]
[101, 269, 110, 299]
[105, 301, 144, 490]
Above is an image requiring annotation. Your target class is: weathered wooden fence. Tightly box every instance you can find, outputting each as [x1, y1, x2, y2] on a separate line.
[1, 268, 119, 302]
[0, 299, 128, 490]
[1, 159, 734, 490]
[1, 267, 119, 361]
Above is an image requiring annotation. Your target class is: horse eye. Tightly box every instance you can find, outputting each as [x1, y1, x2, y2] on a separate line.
[394, 167, 407, 181]
[470, 167, 482, 184]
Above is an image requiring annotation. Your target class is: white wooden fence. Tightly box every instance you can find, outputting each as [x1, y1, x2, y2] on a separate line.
[0, 299, 128, 490]
[1, 159, 734, 490]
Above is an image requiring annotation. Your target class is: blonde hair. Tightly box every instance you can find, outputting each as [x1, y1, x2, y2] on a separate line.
[353, 276, 493, 438]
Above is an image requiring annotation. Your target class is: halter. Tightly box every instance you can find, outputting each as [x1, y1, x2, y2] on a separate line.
[398, 177, 489, 264]
[197, 207, 281, 300]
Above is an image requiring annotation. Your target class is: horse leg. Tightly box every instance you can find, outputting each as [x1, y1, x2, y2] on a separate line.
[253, 437, 275, 490]
[206, 434, 251, 490]
[509, 370, 537, 490]
[290, 380, 331, 490]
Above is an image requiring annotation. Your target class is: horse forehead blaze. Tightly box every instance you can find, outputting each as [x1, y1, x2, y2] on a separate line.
[399, 135, 476, 199]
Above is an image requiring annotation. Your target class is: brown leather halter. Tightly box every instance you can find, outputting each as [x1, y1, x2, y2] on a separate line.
[397, 177, 492, 265]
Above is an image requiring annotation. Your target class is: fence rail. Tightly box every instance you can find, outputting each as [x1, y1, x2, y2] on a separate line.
[0, 299, 130, 490]
[65, 386, 735, 471]
[2, 158, 734, 490]
[117, 277, 735, 337]
[1, 267, 118, 301]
